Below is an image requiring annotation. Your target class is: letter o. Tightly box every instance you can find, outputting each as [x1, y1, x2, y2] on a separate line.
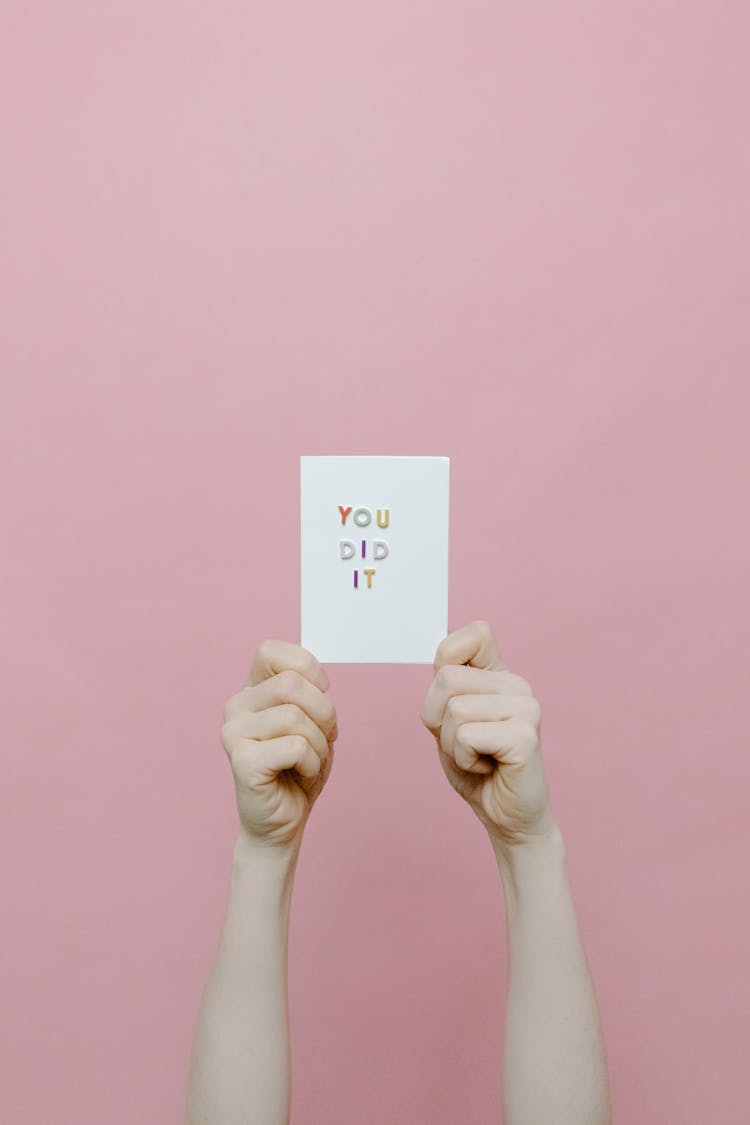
[353, 508, 372, 527]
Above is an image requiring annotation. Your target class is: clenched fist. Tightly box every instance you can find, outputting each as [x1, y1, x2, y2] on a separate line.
[420, 620, 556, 850]
[221, 639, 338, 852]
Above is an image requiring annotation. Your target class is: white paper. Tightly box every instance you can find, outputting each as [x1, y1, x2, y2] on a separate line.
[300, 455, 450, 663]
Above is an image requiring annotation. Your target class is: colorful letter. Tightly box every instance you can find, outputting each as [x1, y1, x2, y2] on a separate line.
[376, 508, 390, 528]
[338, 505, 352, 524]
[373, 540, 389, 560]
[339, 540, 355, 559]
[363, 568, 375, 588]
[353, 507, 372, 527]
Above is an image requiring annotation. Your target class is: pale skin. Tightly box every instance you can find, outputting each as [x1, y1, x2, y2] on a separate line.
[185, 620, 611, 1125]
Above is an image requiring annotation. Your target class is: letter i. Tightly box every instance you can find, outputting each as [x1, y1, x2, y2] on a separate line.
[353, 570, 358, 588]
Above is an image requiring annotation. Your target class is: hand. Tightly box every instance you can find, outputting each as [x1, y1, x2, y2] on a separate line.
[419, 620, 556, 850]
[221, 639, 339, 852]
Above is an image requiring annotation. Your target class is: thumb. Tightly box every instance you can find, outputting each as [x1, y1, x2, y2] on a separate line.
[251, 735, 322, 790]
[433, 619, 506, 672]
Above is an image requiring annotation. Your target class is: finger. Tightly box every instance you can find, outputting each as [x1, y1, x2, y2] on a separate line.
[433, 620, 506, 673]
[441, 721, 495, 774]
[223, 704, 331, 768]
[420, 665, 533, 734]
[243, 734, 323, 790]
[319, 740, 335, 788]
[249, 639, 330, 692]
[224, 669, 338, 741]
[454, 720, 539, 772]
[440, 694, 541, 757]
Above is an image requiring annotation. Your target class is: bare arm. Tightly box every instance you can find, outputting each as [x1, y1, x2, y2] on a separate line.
[185, 640, 338, 1125]
[185, 836, 299, 1125]
[493, 827, 610, 1125]
[420, 620, 611, 1125]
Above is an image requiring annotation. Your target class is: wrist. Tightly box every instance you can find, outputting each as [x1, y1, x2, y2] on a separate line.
[490, 821, 567, 891]
[232, 829, 301, 892]
[217, 830, 299, 954]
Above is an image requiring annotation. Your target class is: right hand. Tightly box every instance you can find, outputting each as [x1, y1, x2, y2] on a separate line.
[419, 620, 555, 851]
[221, 639, 339, 852]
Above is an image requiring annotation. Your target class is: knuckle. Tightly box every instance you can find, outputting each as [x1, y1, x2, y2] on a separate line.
[220, 721, 238, 755]
[436, 665, 458, 691]
[452, 721, 467, 747]
[276, 668, 301, 697]
[291, 734, 309, 755]
[453, 731, 471, 765]
[282, 702, 304, 726]
[222, 692, 240, 722]
[434, 636, 451, 662]
[444, 695, 463, 721]
[298, 650, 318, 678]
[527, 697, 542, 726]
[516, 721, 540, 755]
[472, 618, 492, 637]
[308, 751, 322, 776]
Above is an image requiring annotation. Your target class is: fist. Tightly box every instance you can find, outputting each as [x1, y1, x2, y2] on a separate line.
[419, 620, 556, 849]
[221, 639, 338, 851]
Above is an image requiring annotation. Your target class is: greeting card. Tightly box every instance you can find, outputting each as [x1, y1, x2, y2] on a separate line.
[300, 455, 450, 663]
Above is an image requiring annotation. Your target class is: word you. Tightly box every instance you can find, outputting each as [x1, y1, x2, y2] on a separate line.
[338, 505, 390, 589]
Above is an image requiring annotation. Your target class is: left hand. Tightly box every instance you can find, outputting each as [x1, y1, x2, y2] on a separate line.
[419, 620, 557, 849]
[221, 639, 338, 853]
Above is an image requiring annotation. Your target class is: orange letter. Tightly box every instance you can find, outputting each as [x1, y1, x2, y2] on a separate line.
[338, 505, 352, 525]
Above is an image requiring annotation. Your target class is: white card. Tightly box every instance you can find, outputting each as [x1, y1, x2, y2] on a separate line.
[300, 455, 450, 663]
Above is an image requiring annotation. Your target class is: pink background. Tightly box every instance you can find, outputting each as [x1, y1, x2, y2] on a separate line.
[2, 3, 749, 1123]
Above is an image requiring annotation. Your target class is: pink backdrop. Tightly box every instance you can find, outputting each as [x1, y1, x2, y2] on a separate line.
[2, 3, 748, 1122]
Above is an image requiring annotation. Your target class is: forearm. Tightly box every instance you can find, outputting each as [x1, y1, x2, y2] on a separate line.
[185, 832, 299, 1125]
[492, 826, 611, 1125]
